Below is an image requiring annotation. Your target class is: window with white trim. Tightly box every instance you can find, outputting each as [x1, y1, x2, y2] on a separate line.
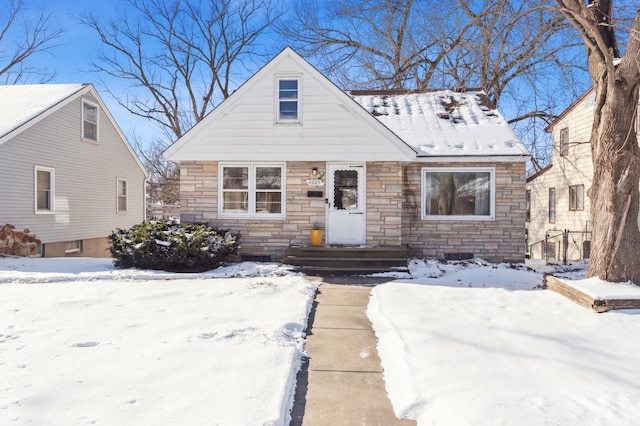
[276, 78, 299, 122]
[422, 167, 495, 220]
[220, 164, 284, 218]
[82, 99, 99, 142]
[35, 166, 55, 213]
[117, 179, 128, 213]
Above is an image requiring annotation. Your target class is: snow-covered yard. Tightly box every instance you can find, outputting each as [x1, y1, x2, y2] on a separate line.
[0, 258, 316, 425]
[2, 256, 640, 425]
[370, 259, 640, 425]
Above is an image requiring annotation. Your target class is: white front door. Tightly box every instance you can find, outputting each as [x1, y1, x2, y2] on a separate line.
[326, 163, 366, 245]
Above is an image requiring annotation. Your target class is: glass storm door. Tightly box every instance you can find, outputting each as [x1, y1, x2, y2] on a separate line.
[326, 164, 366, 245]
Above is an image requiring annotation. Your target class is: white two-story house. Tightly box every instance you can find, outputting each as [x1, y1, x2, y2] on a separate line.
[526, 88, 599, 262]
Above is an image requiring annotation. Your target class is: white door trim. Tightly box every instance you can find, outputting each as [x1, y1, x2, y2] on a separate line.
[326, 163, 366, 245]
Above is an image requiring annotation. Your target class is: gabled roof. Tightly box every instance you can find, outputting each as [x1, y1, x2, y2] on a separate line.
[163, 47, 417, 162]
[545, 87, 594, 132]
[526, 163, 553, 183]
[0, 83, 147, 177]
[163, 47, 529, 163]
[349, 89, 530, 159]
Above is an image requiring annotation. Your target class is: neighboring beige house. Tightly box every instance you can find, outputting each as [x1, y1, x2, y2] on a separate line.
[0, 84, 148, 257]
[526, 89, 596, 262]
[163, 47, 530, 262]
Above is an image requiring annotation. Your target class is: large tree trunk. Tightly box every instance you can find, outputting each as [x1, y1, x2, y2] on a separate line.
[588, 80, 640, 283]
[557, 0, 640, 284]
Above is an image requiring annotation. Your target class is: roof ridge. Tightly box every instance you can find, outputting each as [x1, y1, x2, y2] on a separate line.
[347, 88, 484, 96]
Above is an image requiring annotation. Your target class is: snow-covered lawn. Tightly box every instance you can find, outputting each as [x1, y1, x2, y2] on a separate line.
[3, 256, 640, 425]
[369, 259, 640, 425]
[0, 257, 316, 425]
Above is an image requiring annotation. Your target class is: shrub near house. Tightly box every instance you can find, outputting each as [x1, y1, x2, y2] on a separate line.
[108, 221, 240, 272]
[0, 224, 41, 256]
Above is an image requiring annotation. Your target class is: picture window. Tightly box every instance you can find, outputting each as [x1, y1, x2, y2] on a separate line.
[421, 167, 495, 220]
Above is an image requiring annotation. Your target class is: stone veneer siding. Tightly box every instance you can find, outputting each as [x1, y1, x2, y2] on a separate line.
[179, 160, 526, 262]
[402, 162, 527, 263]
[179, 161, 404, 260]
[365, 162, 404, 247]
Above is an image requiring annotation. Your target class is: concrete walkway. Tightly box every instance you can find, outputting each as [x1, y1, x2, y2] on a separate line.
[291, 280, 416, 426]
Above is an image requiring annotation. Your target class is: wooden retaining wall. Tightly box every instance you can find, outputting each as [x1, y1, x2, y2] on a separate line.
[544, 275, 640, 313]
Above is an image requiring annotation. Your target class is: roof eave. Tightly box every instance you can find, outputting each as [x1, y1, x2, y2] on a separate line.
[415, 154, 531, 163]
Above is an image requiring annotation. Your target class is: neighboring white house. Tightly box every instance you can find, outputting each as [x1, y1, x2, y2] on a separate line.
[0, 84, 148, 257]
[526, 88, 596, 262]
[163, 47, 530, 263]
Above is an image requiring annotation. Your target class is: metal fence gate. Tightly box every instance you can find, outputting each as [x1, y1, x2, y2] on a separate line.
[528, 229, 591, 265]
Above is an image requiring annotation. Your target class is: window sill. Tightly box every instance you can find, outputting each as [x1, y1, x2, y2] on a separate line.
[219, 214, 285, 220]
[35, 210, 55, 215]
[82, 137, 99, 144]
[421, 215, 495, 221]
[274, 121, 302, 126]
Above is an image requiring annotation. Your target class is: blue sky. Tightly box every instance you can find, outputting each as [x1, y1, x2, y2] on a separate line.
[24, 0, 166, 146]
[22, 0, 289, 149]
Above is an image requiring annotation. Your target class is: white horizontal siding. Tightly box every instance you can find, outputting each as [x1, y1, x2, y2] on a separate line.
[526, 94, 595, 250]
[165, 49, 414, 162]
[0, 93, 146, 244]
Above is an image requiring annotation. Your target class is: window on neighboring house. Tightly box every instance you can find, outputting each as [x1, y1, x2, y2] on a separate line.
[559, 128, 569, 156]
[569, 184, 584, 211]
[422, 167, 495, 220]
[544, 241, 557, 261]
[82, 99, 99, 142]
[526, 189, 531, 222]
[65, 240, 82, 254]
[35, 166, 54, 213]
[549, 188, 556, 223]
[220, 164, 284, 218]
[117, 179, 128, 213]
[276, 78, 299, 122]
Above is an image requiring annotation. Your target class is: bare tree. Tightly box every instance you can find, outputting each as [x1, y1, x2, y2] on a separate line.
[81, 0, 280, 139]
[279, 0, 587, 171]
[555, 0, 640, 284]
[81, 0, 281, 207]
[278, 0, 486, 90]
[450, 1, 581, 110]
[131, 133, 180, 207]
[0, 0, 63, 84]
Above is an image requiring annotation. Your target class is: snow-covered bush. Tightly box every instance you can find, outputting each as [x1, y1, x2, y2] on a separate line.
[108, 220, 240, 272]
[0, 224, 41, 256]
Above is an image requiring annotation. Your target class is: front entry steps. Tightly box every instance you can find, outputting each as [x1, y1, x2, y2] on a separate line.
[282, 245, 409, 276]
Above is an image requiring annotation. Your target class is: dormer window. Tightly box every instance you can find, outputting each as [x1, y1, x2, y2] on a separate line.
[276, 78, 300, 122]
[82, 99, 99, 142]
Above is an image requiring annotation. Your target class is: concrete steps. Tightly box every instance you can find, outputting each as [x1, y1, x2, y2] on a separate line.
[282, 246, 409, 275]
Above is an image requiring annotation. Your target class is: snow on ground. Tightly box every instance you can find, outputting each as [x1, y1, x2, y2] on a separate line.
[0, 257, 316, 426]
[3, 255, 640, 425]
[369, 258, 640, 425]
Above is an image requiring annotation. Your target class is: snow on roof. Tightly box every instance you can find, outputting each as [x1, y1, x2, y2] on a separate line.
[349, 89, 529, 157]
[0, 84, 87, 139]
